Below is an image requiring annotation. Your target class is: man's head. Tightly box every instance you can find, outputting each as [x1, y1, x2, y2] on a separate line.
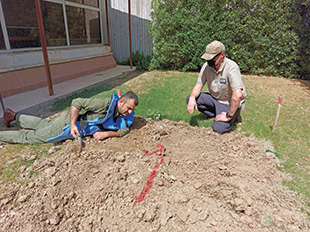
[117, 91, 139, 116]
[201, 40, 225, 69]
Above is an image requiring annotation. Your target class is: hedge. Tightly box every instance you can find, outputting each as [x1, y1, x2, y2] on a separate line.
[148, 0, 310, 79]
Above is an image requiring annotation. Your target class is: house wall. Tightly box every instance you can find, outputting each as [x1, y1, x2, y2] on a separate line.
[0, 45, 116, 98]
[109, 0, 152, 62]
[0, 54, 116, 97]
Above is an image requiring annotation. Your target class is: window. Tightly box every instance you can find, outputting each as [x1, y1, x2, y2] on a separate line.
[66, 5, 101, 45]
[67, 0, 99, 8]
[41, 1, 67, 47]
[0, 24, 5, 49]
[2, 0, 40, 49]
[0, 0, 105, 50]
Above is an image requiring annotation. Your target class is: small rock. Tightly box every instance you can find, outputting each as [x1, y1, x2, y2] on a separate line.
[235, 198, 243, 206]
[198, 211, 209, 221]
[157, 179, 164, 186]
[160, 211, 173, 226]
[159, 129, 168, 136]
[194, 182, 202, 189]
[21, 152, 36, 162]
[219, 166, 227, 170]
[144, 209, 156, 222]
[170, 175, 177, 181]
[49, 214, 61, 225]
[188, 210, 199, 224]
[176, 208, 189, 222]
[48, 146, 61, 155]
[17, 194, 30, 203]
[19, 165, 27, 172]
[28, 182, 35, 189]
[261, 215, 275, 227]
[174, 193, 189, 204]
[65, 209, 72, 218]
[116, 155, 126, 162]
[136, 209, 146, 219]
[51, 176, 61, 186]
[44, 167, 57, 177]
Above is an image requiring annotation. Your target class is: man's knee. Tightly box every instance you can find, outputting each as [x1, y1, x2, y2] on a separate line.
[212, 121, 231, 134]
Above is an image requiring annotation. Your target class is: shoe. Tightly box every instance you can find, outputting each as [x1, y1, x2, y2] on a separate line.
[3, 108, 16, 127]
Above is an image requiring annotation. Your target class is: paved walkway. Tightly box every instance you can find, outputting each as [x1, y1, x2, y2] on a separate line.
[0, 65, 135, 118]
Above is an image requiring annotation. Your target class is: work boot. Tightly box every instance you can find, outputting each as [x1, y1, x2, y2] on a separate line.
[3, 108, 16, 127]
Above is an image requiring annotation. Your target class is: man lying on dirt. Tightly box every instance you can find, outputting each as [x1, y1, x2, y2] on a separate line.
[186, 40, 246, 134]
[0, 91, 138, 144]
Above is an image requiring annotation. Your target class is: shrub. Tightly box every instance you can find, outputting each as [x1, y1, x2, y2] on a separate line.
[149, 0, 309, 79]
[115, 51, 151, 71]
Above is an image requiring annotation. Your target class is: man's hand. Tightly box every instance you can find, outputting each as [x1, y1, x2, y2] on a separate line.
[93, 131, 120, 141]
[214, 88, 242, 122]
[187, 97, 198, 115]
[187, 84, 203, 115]
[70, 125, 80, 139]
[214, 112, 231, 122]
[69, 105, 81, 139]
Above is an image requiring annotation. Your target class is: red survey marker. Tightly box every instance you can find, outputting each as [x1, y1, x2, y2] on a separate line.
[135, 144, 165, 203]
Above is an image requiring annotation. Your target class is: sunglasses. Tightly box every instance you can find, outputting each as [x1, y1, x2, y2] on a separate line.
[211, 53, 221, 61]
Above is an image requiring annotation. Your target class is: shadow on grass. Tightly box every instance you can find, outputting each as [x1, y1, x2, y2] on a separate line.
[189, 113, 212, 126]
[298, 79, 310, 91]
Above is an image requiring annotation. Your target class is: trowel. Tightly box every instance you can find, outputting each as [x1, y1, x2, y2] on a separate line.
[78, 118, 87, 152]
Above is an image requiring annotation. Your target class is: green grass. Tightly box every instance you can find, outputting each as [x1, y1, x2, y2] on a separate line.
[0, 143, 53, 193]
[133, 72, 213, 128]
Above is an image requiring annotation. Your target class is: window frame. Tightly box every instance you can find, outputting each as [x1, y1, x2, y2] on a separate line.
[0, 0, 105, 52]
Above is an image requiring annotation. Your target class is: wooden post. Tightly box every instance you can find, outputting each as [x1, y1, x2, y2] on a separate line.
[0, 93, 5, 116]
[35, 0, 54, 96]
[105, 0, 110, 46]
[272, 96, 283, 133]
[128, 0, 133, 69]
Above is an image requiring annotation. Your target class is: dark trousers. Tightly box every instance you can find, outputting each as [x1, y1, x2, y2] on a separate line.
[186, 93, 240, 134]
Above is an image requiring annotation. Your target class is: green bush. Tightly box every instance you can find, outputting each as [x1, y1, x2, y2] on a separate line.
[291, 0, 310, 79]
[115, 51, 151, 71]
[149, 0, 309, 79]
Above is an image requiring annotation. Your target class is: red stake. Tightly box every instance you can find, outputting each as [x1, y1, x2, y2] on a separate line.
[117, 89, 121, 97]
[272, 96, 283, 133]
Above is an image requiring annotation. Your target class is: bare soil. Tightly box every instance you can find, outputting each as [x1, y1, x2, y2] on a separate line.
[0, 116, 309, 231]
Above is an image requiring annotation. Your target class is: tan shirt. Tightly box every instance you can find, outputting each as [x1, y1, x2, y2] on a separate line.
[197, 57, 246, 108]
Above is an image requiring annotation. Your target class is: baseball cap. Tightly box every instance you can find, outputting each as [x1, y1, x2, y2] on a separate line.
[201, 40, 225, 60]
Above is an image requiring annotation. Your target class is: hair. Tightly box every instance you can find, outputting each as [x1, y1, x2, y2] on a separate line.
[121, 91, 139, 106]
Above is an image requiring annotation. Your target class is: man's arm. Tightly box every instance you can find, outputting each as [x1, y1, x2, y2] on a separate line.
[215, 88, 243, 122]
[187, 83, 203, 115]
[70, 105, 80, 139]
[93, 131, 120, 141]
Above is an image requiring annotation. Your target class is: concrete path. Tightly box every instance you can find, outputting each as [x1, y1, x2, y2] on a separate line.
[0, 65, 135, 117]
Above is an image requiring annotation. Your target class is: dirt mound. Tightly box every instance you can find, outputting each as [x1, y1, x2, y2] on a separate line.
[0, 117, 309, 231]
